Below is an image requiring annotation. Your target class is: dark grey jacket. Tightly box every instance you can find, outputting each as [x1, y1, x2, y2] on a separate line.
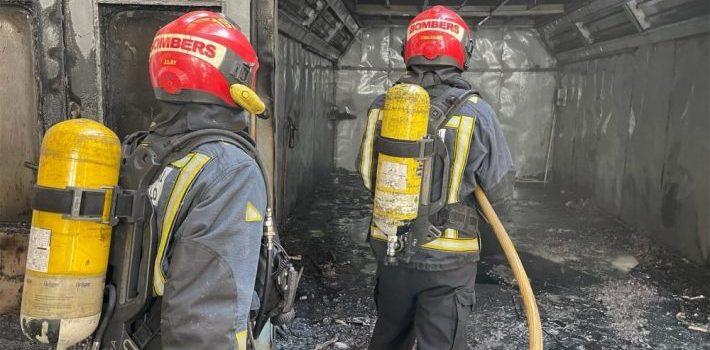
[143, 103, 266, 349]
[359, 77, 514, 271]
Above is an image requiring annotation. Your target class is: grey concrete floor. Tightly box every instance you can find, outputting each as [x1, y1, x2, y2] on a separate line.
[2, 171, 709, 349]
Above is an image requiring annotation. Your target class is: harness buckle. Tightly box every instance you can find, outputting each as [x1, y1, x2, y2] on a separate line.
[63, 186, 111, 223]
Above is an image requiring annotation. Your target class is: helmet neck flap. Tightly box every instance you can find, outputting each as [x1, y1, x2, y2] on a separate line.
[150, 102, 249, 137]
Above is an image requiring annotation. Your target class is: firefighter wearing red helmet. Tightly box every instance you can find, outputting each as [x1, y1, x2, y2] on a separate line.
[359, 6, 514, 349]
[98, 10, 296, 350]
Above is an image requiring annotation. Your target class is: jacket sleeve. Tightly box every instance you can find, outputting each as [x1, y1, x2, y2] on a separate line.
[460, 99, 515, 206]
[160, 160, 266, 350]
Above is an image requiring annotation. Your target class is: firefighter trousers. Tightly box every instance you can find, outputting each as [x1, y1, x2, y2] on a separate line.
[369, 263, 477, 350]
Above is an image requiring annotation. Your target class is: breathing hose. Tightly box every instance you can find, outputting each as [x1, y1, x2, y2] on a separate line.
[473, 186, 543, 350]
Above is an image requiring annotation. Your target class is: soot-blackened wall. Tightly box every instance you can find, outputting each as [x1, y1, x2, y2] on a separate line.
[552, 34, 709, 264]
[276, 35, 336, 217]
[0, 7, 39, 221]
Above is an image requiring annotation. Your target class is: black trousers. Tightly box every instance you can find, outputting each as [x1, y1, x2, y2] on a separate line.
[369, 263, 477, 350]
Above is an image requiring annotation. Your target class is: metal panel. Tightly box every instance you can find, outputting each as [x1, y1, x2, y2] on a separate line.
[591, 53, 634, 214]
[498, 71, 556, 178]
[338, 27, 391, 69]
[253, 0, 279, 219]
[100, 8, 199, 138]
[64, 0, 103, 119]
[620, 41, 676, 235]
[334, 69, 390, 170]
[551, 63, 582, 184]
[0, 7, 39, 220]
[554, 33, 710, 263]
[36, 0, 68, 130]
[277, 35, 336, 217]
[659, 34, 709, 262]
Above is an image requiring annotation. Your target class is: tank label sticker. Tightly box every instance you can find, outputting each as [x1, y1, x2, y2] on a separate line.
[374, 192, 419, 216]
[26, 227, 51, 272]
[377, 160, 408, 190]
[20, 274, 104, 318]
[148, 166, 175, 207]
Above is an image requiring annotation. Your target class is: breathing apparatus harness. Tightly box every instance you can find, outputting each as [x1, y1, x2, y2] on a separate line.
[88, 126, 298, 349]
[371, 75, 481, 264]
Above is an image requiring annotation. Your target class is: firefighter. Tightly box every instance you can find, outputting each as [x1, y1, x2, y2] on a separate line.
[358, 6, 514, 350]
[118, 11, 266, 349]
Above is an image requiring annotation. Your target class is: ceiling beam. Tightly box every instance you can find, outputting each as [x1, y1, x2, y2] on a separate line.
[354, 4, 565, 17]
[478, 0, 514, 26]
[556, 14, 710, 63]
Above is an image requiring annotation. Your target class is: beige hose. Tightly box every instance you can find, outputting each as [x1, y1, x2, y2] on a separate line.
[474, 187, 543, 350]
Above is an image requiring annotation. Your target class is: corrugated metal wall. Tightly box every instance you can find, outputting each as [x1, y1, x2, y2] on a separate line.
[334, 26, 557, 179]
[552, 33, 709, 263]
[0, 7, 39, 221]
[277, 35, 336, 217]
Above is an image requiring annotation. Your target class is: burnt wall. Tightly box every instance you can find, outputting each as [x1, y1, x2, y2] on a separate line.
[100, 7, 215, 138]
[0, 7, 39, 221]
[552, 34, 710, 264]
[276, 35, 336, 218]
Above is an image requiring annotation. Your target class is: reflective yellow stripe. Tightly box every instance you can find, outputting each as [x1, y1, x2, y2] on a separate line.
[421, 236, 479, 252]
[153, 152, 212, 296]
[371, 226, 479, 253]
[443, 115, 476, 239]
[446, 115, 461, 128]
[359, 109, 381, 190]
[235, 329, 247, 350]
[447, 115, 475, 204]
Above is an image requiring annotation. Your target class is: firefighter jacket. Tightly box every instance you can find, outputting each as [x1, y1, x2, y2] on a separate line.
[358, 75, 514, 271]
[129, 103, 266, 349]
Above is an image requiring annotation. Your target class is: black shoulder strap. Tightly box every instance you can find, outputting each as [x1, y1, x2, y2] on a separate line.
[428, 87, 479, 132]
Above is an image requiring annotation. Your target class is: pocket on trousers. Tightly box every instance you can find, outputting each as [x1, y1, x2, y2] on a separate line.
[373, 276, 380, 309]
[452, 288, 476, 349]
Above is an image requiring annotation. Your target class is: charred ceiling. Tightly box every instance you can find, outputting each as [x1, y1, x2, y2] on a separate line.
[539, 0, 710, 62]
[278, 0, 359, 61]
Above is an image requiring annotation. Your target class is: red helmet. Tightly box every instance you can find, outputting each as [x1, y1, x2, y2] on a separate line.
[403, 6, 473, 70]
[149, 11, 258, 108]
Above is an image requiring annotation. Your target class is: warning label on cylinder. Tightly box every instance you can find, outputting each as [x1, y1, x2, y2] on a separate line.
[21, 274, 104, 318]
[26, 227, 51, 272]
[377, 161, 408, 191]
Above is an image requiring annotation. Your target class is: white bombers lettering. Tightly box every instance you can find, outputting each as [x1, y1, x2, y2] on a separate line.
[150, 33, 227, 69]
[407, 19, 464, 41]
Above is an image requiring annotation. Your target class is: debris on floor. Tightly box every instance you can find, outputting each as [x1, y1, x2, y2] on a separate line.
[275, 171, 709, 349]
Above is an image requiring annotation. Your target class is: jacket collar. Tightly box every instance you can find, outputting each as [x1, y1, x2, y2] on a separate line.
[150, 102, 249, 136]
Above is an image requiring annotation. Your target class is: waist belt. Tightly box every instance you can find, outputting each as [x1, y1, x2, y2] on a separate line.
[438, 203, 479, 236]
[31, 185, 138, 225]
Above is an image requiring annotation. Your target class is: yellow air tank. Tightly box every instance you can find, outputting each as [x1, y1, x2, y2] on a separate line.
[20, 118, 121, 349]
[372, 83, 430, 258]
